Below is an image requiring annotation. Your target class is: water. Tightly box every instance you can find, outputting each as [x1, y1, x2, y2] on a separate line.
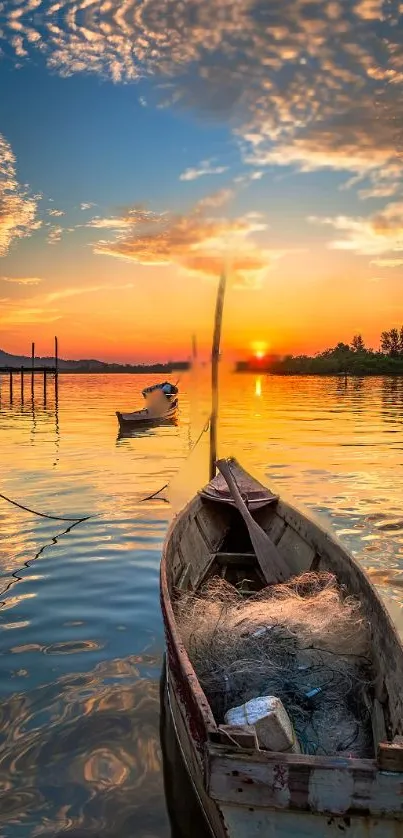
[1, 372, 403, 836]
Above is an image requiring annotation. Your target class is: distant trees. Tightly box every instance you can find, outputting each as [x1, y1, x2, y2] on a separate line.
[269, 326, 403, 376]
[380, 327, 403, 357]
[351, 334, 365, 353]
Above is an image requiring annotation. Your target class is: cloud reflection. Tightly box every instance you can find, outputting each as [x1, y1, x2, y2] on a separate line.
[0, 655, 167, 836]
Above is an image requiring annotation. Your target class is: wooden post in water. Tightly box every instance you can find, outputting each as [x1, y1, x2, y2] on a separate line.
[209, 272, 226, 481]
[31, 342, 35, 396]
[20, 366, 24, 404]
[43, 369, 47, 405]
[9, 370, 13, 403]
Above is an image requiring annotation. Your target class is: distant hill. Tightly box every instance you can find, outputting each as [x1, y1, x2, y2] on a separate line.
[0, 349, 190, 374]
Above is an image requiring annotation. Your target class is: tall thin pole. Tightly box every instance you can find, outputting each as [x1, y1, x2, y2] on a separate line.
[209, 273, 226, 481]
[55, 335, 58, 375]
[31, 342, 35, 396]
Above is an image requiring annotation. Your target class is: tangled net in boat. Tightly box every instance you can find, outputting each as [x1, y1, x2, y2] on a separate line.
[175, 572, 374, 757]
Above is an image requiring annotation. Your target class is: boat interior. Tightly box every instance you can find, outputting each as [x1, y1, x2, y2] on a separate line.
[164, 462, 403, 758]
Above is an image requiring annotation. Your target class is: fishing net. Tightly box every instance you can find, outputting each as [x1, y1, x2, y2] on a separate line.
[175, 572, 374, 757]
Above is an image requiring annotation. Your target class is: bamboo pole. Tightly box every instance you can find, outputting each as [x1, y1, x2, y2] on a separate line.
[31, 342, 35, 395]
[20, 366, 24, 403]
[209, 272, 226, 481]
[55, 336, 58, 375]
[9, 370, 13, 403]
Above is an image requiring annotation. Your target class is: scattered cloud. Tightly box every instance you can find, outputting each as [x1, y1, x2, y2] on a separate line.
[80, 202, 96, 211]
[309, 202, 403, 256]
[0, 307, 61, 326]
[2, 0, 403, 220]
[47, 208, 65, 217]
[46, 225, 64, 244]
[180, 160, 229, 182]
[370, 258, 403, 268]
[45, 283, 134, 303]
[196, 189, 234, 210]
[86, 216, 134, 230]
[0, 275, 42, 285]
[93, 194, 279, 288]
[0, 134, 40, 257]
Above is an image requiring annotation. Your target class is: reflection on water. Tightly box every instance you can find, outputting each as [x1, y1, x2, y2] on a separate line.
[0, 655, 167, 837]
[0, 373, 403, 834]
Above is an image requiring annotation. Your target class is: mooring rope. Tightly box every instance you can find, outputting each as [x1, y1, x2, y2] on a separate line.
[0, 416, 210, 517]
[0, 492, 93, 522]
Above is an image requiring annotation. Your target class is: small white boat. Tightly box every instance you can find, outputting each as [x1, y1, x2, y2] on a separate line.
[116, 382, 178, 430]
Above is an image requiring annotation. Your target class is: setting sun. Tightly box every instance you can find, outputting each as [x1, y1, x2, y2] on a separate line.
[251, 341, 269, 360]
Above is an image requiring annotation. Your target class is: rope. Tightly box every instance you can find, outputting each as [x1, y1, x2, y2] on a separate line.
[0, 492, 93, 522]
[139, 417, 210, 503]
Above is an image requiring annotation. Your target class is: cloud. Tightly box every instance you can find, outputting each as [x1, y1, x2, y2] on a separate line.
[370, 258, 403, 267]
[45, 283, 134, 303]
[309, 202, 403, 256]
[85, 216, 135, 230]
[179, 161, 229, 182]
[0, 307, 61, 326]
[47, 208, 65, 217]
[0, 134, 40, 257]
[195, 189, 234, 209]
[46, 225, 64, 244]
[93, 195, 278, 288]
[2, 0, 403, 204]
[80, 202, 96, 210]
[0, 275, 42, 285]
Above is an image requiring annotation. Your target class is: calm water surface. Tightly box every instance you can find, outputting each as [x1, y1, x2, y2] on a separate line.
[1, 372, 403, 836]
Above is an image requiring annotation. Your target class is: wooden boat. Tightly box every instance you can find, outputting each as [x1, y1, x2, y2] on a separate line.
[160, 457, 403, 838]
[116, 382, 178, 430]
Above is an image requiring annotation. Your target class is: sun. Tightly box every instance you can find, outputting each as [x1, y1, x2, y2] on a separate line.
[251, 340, 269, 359]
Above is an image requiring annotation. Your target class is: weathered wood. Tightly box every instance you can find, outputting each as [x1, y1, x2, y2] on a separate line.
[215, 553, 256, 566]
[9, 370, 13, 402]
[216, 459, 289, 584]
[276, 525, 315, 575]
[196, 500, 230, 550]
[372, 699, 387, 749]
[177, 563, 193, 591]
[54, 335, 58, 375]
[160, 458, 403, 835]
[207, 747, 403, 817]
[218, 804, 401, 838]
[20, 367, 24, 403]
[201, 457, 278, 511]
[165, 666, 227, 838]
[378, 737, 403, 772]
[179, 517, 212, 587]
[209, 273, 226, 481]
[215, 725, 258, 749]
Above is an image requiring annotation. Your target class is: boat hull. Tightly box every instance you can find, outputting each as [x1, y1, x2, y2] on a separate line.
[160, 460, 403, 838]
[164, 659, 402, 838]
[116, 400, 178, 429]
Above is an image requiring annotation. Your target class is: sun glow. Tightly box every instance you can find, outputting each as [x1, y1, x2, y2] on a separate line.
[251, 340, 268, 360]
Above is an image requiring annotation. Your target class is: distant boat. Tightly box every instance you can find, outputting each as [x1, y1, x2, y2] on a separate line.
[116, 382, 179, 430]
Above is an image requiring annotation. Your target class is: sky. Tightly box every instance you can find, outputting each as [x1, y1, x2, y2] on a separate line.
[0, 0, 403, 362]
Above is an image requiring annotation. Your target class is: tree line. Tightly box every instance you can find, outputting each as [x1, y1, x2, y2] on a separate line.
[271, 327, 403, 375]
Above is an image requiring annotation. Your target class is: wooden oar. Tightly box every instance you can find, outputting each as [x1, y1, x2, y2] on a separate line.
[216, 458, 289, 584]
